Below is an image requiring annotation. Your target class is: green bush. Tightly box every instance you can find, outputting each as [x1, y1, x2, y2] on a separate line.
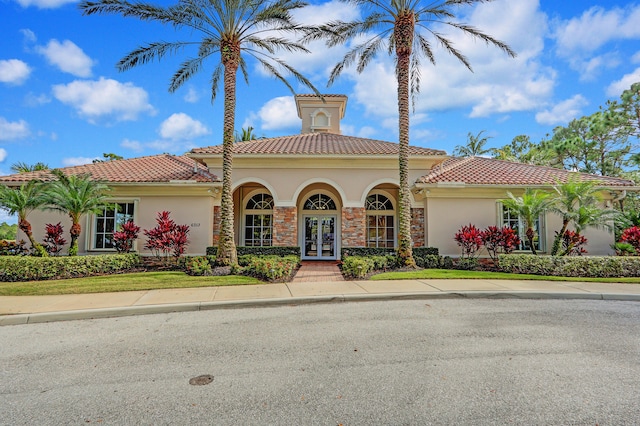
[206, 246, 301, 257]
[455, 258, 479, 271]
[341, 256, 375, 278]
[498, 254, 640, 278]
[0, 253, 141, 282]
[416, 255, 444, 269]
[341, 247, 438, 259]
[241, 255, 299, 282]
[183, 256, 213, 276]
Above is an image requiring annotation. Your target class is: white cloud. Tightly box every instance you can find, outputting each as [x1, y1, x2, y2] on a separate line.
[20, 29, 37, 44]
[256, 96, 299, 131]
[0, 148, 7, 162]
[121, 138, 144, 152]
[0, 117, 30, 141]
[340, 0, 554, 120]
[183, 87, 200, 103]
[36, 39, 94, 77]
[14, 0, 77, 9]
[159, 113, 211, 140]
[62, 157, 98, 167]
[24, 92, 51, 107]
[606, 68, 640, 98]
[0, 59, 32, 85]
[553, 5, 640, 77]
[52, 78, 155, 122]
[633, 51, 640, 64]
[535, 95, 588, 126]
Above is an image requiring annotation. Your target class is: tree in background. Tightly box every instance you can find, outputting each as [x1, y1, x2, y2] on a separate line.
[80, 0, 320, 266]
[453, 131, 492, 157]
[0, 222, 18, 240]
[93, 153, 124, 163]
[234, 126, 261, 142]
[307, 0, 515, 267]
[44, 170, 111, 256]
[10, 162, 49, 174]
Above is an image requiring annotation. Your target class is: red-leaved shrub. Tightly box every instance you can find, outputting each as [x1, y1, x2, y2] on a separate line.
[113, 220, 141, 253]
[619, 226, 640, 255]
[481, 225, 521, 263]
[143, 211, 190, 259]
[454, 224, 483, 258]
[43, 222, 67, 256]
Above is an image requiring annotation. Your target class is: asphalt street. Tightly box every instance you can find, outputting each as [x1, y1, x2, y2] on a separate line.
[1, 299, 639, 425]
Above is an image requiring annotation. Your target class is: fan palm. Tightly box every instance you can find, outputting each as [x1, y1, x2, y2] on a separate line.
[305, 0, 515, 266]
[44, 170, 111, 256]
[80, 0, 320, 265]
[0, 180, 48, 256]
[502, 189, 553, 255]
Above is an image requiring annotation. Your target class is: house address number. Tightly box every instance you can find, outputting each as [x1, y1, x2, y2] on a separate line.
[191, 223, 200, 227]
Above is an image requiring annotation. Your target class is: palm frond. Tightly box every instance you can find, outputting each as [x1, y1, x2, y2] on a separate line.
[170, 56, 205, 93]
[117, 41, 193, 71]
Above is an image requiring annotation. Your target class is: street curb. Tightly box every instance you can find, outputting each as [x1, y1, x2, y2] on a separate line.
[1, 291, 639, 326]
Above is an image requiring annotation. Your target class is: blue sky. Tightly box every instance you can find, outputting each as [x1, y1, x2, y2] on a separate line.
[1, 0, 640, 224]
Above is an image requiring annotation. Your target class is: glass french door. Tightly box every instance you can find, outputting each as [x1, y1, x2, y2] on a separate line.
[303, 216, 336, 259]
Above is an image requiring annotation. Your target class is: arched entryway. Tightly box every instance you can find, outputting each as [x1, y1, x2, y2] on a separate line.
[298, 189, 341, 260]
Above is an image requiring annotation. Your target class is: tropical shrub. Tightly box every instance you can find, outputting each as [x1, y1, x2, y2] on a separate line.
[42, 222, 67, 256]
[0, 239, 29, 256]
[184, 256, 213, 276]
[415, 254, 443, 269]
[0, 253, 141, 282]
[498, 254, 640, 278]
[481, 225, 521, 264]
[144, 211, 190, 259]
[619, 226, 640, 255]
[560, 230, 588, 256]
[341, 256, 375, 278]
[240, 255, 299, 282]
[454, 224, 483, 258]
[612, 242, 636, 256]
[113, 220, 141, 253]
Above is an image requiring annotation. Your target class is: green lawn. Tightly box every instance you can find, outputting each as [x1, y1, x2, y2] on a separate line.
[0, 271, 262, 296]
[370, 268, 640, 283]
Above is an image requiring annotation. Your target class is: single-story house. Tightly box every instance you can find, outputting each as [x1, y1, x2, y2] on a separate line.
[1, 94, 635, 258]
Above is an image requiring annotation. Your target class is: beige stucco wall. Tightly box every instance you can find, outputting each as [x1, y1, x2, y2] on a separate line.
[16, 189, 215, 256]
[424, 192, 616, 257]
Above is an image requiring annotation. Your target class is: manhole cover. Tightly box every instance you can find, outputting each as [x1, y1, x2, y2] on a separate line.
[189, 375, 214, 386]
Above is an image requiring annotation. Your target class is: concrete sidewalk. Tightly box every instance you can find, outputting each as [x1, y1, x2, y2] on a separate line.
[2, 278, 640, 326]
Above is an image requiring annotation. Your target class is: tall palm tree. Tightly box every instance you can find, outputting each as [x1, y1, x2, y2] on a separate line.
[306, 0, 515, 266]
[44, 170, 111, 256]
[550, 178, 602, 256]
[0, 180, 48, 256]
[80, 0, 320, 266]
[452, 130, 492, 157]
[502, 189, 553, 255]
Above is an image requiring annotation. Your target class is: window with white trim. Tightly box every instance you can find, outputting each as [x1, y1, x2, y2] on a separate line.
[94, 202, 135, 249]
[244, 193, 273, 247]
[501, 204, 543, 252]
[366, 193, 395, 248]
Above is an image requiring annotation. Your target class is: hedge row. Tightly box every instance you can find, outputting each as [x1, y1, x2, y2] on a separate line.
[0, 253, 141, 282]
[341, 255, 395, 278]
[206, 246, 301, 257]
[238, 255, 299, 282]
[341, 247, 438, 258]
[498, 254, 640, 278]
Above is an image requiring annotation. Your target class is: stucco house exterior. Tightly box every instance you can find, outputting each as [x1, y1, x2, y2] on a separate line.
[1, 95, 635, 259]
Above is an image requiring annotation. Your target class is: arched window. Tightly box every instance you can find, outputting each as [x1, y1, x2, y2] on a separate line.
[244, 193, 273, 247]
[304, 193, 336, 211]
[366, 193, 395, 248]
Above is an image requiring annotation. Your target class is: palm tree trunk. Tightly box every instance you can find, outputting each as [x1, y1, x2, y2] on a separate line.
[551, 218, 570, 256]
[395, 12, 415, 267]
[19, 218, 46, 257]
[217, 44, 239, 266]
[526, 226, 537, 255]
[68, 221, 81, 256]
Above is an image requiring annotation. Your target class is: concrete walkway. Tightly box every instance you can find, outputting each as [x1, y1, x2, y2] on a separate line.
[2, 278, 640, 326]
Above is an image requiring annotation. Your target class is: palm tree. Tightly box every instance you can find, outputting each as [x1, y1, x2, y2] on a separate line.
[44, 170, 111, 256]
[502, 189, 553, 255]
[235, 126, 260, 142]
[550, 178, 602, 256]
[452, 131, 492, 157]
[0, 180, 48, 256]
[79, 0, 320, 266]
[306, 0, 515, 266]
[10, 162, 49, 174]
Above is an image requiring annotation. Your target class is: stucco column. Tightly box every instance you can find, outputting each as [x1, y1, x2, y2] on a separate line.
[411, 207, 425, 247]
[342, 207, 366, 247]
[273, 206, 297, 246]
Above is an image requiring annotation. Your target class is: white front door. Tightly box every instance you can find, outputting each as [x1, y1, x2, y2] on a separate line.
[303, 215, 336, 259]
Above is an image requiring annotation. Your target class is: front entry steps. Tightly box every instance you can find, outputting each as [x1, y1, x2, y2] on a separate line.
[291, 261, 344, 283]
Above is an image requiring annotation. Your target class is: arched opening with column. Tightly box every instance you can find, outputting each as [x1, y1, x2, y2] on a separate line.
[365, 189, 398, 248]
[232, 183, 274, 247]
[296, 184, 342, 260]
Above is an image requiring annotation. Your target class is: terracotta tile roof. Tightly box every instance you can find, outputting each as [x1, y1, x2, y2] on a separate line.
[417, 156, 635, 187]
[295, 94, 347, 98]
[189, 132, 447, 156]
[0, 154, 219, 184]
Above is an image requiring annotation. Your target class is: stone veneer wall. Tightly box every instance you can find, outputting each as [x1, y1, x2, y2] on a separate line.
[273, 206, 297, 246]
[411, 207, 425, 247]
[342, 207, 366, 247]
[212, 205, 221, 245]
